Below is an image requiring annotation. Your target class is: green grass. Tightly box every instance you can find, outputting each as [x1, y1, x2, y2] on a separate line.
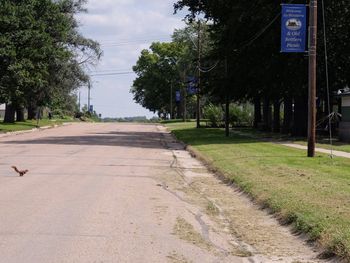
[166, 122, 350, 260]
[0, 118, 73, 133]
[232, 127, 350, 154]
[293, 139, 350, 154]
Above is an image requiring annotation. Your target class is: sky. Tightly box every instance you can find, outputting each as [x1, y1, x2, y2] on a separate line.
[77, 0, 186, 118]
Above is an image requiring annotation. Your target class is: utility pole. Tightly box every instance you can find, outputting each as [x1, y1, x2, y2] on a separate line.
[170, 82, 173, 119]
[78, 91, 81, 111]
[183, 71, 187, 122]
[308, 0, 318, 157]
[196, 20, 201, 128]
[88, 81, 91, 113]
[225, 57, 230, 137]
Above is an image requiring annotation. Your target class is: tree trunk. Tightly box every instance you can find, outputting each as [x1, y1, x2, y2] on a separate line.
[16, 107, 25, 122]
[292, 95, 308, 137]
[263, 97, 271, 131]
[282, 97, 293, 134]
[27, 105, 37, 120]
[225, 97, 230, 137]
[273, 99, 281, 133]
[4, 104, 15, 123]
[176, 102, 182, 119]
[253, 97, 261, 129]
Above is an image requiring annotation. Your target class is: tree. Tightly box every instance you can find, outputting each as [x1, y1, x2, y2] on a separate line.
[0, 0, 101, 123]
[132, 23, 212, 119]
[175, 0, 350, 136]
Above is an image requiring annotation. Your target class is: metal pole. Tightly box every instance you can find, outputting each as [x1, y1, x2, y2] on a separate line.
[183, 71, 187, 122]
[78, 91, 81, 111]
[196, 20, 201, 128]
[308, 0, 318, 157]
[88, 81, 91, 113]
[170, 82, 173, 119]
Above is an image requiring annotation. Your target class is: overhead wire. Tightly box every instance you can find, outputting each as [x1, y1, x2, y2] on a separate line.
[101, 38, 172, 47]
[90, 71, 134, 77]
[321, 0, 334, 158]
[233, 0, 296, 52]
[89, 68, 132, 73]
[198, 61, 220, 73]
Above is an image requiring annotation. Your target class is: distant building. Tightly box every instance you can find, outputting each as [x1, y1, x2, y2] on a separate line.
[0, 104, 5, 119]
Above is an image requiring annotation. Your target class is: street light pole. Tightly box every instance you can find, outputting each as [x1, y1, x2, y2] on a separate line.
[88, 81, 91, 113]
[225, 57, 230, 137]
[183, 71, 187, 122]
[78, 91, 81, 111]
[196, 20, 201, 128]
[170, 82, 173, 119]
[308, 0, 318, 157]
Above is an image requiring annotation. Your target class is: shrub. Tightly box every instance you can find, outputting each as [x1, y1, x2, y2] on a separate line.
[229, 104, 254, 127]
[203, 104, 223, 127]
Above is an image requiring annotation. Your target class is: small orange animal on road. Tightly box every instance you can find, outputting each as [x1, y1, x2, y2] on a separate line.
[11, 166, 29, 177]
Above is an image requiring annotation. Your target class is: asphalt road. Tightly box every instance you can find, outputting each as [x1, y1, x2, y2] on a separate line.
[0, 123, 326, 263]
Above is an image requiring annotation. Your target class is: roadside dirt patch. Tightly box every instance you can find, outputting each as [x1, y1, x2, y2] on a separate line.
[167, 251, 192, 263]
[157, 125, 334, 262]
[173, 217, 212, 251]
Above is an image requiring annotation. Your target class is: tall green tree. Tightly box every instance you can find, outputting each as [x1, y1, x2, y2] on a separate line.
[0, 0, 101, 123]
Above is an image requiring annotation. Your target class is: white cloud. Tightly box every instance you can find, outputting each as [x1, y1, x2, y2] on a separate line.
[76, 0, 185, 118]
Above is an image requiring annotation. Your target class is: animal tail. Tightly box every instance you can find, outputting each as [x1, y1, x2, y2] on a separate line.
[11, 166, 20, 173]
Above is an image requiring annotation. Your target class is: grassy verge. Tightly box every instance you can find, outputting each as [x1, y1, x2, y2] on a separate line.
[232, 127, 350, 154]
[0, 118, 74, 133]
[166, 122, 350, 260]
[293, 139, 350, 154]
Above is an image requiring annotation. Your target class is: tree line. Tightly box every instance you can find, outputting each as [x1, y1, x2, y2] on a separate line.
[0, 0, 101, 123]
[132, 1, 350, 136]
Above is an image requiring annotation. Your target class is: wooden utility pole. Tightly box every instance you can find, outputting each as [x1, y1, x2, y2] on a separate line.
[225, 57, 230, 137]
[78, 91, 81, 111]
[196, 20, 201, 128]
[88, 81, 91, 113]
[308, 0, 318, 157]
[170, 82, 173, 119]
[183, 71, 187, 122]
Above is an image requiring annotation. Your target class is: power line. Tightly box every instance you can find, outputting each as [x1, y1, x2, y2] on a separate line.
[99, 34, 172, 43]
[90, 71, 134, 77]
[100, 38, 172, 47]
[89, 68, 132, 73]
[321, 0, 334, 158]
[198, 61, 220, 73]
[233, 0, 296, 52]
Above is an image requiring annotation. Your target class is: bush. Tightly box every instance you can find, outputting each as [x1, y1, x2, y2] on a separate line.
[203, 104, 223, 127]
[229, 104, 254, 127]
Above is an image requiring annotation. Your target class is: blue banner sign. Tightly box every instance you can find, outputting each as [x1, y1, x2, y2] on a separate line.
[281, 4, 307, 53]
[175, 91, 181, 103]
[187, 76, 197, 95]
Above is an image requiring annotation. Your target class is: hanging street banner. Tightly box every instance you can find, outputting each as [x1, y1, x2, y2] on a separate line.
[281, 4, 307, 53]
[175, 91, 181, 103]
[187, 76, 198, 95]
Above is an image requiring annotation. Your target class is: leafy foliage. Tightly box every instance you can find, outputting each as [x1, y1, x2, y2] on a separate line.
[0, 0, 101, 122]
[203, 104, 223, 127]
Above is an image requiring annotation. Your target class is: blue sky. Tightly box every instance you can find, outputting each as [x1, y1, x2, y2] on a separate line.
[77, 0, 186, 118]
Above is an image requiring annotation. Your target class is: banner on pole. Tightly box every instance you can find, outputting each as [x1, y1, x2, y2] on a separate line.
[176, 91, 181, 103]
[281, 4, 307, 53]
[187, 76, 197, 95]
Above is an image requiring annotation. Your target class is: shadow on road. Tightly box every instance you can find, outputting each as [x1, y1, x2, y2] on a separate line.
[2, 131, 166, 149]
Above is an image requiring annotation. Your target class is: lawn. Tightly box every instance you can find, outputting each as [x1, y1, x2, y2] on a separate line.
[166, 122, 350, 260]
[0, 118, 73, 133]
[293, 139, 350, 154]
[231, 126, 350, 154]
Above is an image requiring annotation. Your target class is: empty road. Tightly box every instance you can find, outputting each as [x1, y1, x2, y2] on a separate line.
[0, 123, 327, 262]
